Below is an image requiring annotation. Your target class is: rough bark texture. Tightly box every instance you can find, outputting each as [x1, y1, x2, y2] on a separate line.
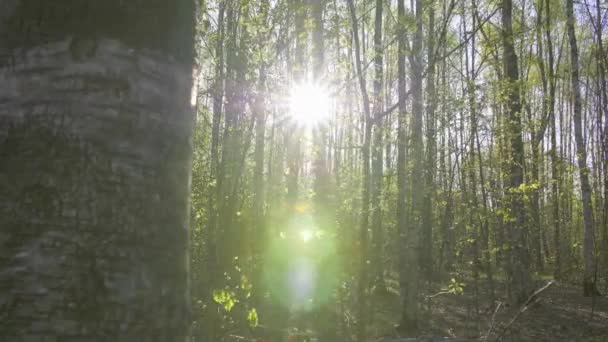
[0, 1, 196, 340]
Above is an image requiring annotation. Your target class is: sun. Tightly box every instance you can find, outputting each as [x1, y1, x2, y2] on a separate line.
[299, 229, 314, 243]
[288, 83, 331, 127]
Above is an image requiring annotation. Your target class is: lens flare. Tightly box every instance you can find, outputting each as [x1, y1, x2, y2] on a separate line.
[263, 211, 339, 311]
[288, 83, 330, 127]
[287, 257, 316, 307]
[299, 229, 314, 243]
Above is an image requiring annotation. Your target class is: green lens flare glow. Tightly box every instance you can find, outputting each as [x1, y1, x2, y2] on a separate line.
[262, 213, 339, 311]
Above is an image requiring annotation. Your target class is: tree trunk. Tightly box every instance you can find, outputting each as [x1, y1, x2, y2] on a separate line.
[400, 0, 423, 333]
[396, 0, 411, 331]
[421, 0, 436, 282]
[205, 2, 225, 338]
[566, 0, 599, 296]
[371, 0, 386, 292]
[0, 1, 196, 340]
[218, 0, 250, 273]
[312, 0, 330, 229]
[593, 0, 608, 291]
[501, 0, 531, 304]
[252, 67, 267, 296]
[286, 0, 306, 208]
[531, 0, 547, 273]
[542, 0, 561, 280]
[347, 0, 372, 340]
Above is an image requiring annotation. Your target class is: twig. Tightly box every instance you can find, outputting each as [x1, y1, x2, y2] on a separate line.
[483, 301, 502, 342]
[495, 281, 555, 341]
[426, 290, 452, 299]
[224, 334, 250, 341]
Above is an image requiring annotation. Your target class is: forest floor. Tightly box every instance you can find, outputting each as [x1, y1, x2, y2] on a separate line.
[370, 276, 608, 341]
[236, 276, 607, 342]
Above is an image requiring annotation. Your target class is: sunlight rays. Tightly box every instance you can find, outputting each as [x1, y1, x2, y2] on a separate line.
[288, 83, 331, 127]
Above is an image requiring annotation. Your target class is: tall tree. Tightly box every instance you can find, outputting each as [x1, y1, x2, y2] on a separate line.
[566, 0, 599, 296]
[312, 0, 330, 226]
[371, 0, 386, 291]
[0, 1, 196, 340]
[501, 0, 531, 304]
[400, 0, 423, 332]
[286, 0, 307, 208]
[543, 0, 561, 279]
[347, 0, 372, 340]
[204, 1, 225, 338]
[396, 0, 410, 330]
[421, 0, 437, 282]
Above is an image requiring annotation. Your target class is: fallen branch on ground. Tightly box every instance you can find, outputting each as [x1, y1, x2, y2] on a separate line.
[494, 280, 555, 341]
[483, 301, 502, 342]
[375, 337, 465, 342]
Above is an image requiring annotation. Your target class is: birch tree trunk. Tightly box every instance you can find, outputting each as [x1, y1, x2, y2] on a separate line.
[0, 1, 196, 341]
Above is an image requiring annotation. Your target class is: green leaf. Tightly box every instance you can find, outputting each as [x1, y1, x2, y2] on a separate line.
[247, 308, 259, 328]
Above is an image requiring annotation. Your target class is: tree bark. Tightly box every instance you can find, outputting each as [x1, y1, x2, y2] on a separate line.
[396, 0, 410, 330]
[347, 0, 372, 340]
[0, 1, 196, 340]
[400, 0, 423, 332]
[541, 0, 561, 280]
[501, 0, 531, 304]
[371, 0, 386, 292]
[421, 0, 436, 282]
[566, 0, 599, 296]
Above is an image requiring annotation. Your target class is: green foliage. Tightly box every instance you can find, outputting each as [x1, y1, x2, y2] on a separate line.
[247, 308, 259, 327]
[448, 278, 465, 295]
[213, 288, 239, 312]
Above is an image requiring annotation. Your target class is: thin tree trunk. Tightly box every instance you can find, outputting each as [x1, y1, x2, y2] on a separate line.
[396, 0, 411, 331]
[287, 0, 307, 209]
[205, 1, 226, 339]
[312, 0, 331, 237]
[593, 0, 608, 289]
[566, 0, 599, 296]
[531, 0, 547, 273]
[347, 0, 372, 340]
[400, 0, 423, 332]
[464, 0, 481, 315]
[544, 0, 561, 279]
[421, 0, 436, 283]
[371, 0, 386, 292]
[501, 0, 531, 304]
[251, 67, 267, 302]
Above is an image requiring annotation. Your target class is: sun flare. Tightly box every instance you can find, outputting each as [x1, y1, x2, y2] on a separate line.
[288, 83, 331, 127]
[299, 229, 314, 243]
